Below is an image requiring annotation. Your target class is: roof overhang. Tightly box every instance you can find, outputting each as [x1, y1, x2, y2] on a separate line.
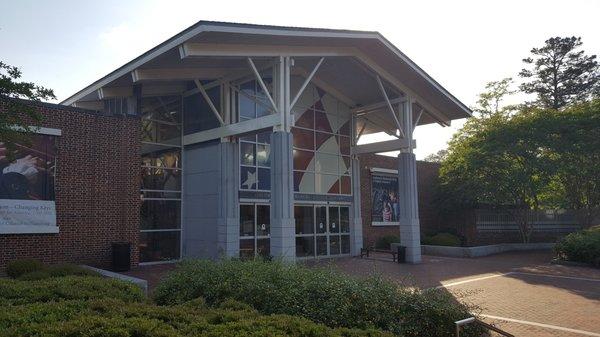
[62, 21, 471, 130]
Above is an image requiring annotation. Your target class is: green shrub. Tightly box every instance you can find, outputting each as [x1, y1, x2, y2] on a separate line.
[555, 227, 600, 266]
[17, 270, 51, 281]
[154, 259, 482, 337]
[422, 233, 462, 247]
[0, 298, 392, 337]
[5, 259, 44, 278]
[0, 276, 144, 305]
[46, 263, 101, 278]
[374, 235, 400, 250]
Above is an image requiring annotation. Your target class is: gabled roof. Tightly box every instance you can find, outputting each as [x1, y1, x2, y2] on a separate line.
[61, 20, 471, 124]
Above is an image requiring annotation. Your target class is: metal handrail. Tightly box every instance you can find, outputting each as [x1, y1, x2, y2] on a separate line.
[455, 317, 515, 337]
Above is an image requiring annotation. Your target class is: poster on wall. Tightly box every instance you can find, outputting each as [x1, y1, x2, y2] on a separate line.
[371, 173, 400, 226]
[0, 133, 58, 234]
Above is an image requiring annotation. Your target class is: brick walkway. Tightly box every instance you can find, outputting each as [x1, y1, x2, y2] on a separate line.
[311, 251, 600, 337]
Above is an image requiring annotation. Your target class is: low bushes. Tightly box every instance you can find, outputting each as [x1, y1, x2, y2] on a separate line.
[422, 233, 462, 247]
[0, 276, 145, 305]
[154, 259, 481, 337]
[5, 259, 44, 278]
[555, 226, 600, 267]
[5, 259, 100, 280]
[0, 298, 391, 337]
[374, 235, 400, 250]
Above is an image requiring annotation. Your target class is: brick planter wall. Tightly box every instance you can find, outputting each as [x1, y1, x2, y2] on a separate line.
[358, 153, 441, 248]
[0, 100, 140, 271]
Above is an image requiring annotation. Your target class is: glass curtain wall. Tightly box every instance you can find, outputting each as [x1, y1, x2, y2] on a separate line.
[140, 95, 182, 263]
[291, 79, 353, 258]
[238, 78, 273, 192]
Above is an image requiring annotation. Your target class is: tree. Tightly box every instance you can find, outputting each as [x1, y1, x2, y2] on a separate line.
[535, 100, 600, 227]
[0, 61, 55, 161]
[439, 112, 553, 243]
[472, 77, 516, 117]
[423, 149, 448, 163]
[519, 36, 599, 109]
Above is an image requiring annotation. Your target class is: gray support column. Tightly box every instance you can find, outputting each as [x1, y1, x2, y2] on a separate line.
[398, 97, 421, 263]
[398, 152, 421, 263]
[350, 157, 363, 255]
[217, 140, 239, 257]
[269, 131, 296, 261]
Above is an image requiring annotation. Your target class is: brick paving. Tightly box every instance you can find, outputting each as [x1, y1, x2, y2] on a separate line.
[311, 251, 600, 337]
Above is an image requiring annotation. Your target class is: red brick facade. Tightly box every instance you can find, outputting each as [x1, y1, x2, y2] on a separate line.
[0, 101, 140, 271]
[358, 153, 441, 248]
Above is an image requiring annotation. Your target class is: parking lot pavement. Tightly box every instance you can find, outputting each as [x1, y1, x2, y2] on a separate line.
[316, 251, 600, 337]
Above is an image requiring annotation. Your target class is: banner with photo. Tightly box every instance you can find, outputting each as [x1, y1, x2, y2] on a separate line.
[0, 134, 58, 233]
[371, 173, 400, 226]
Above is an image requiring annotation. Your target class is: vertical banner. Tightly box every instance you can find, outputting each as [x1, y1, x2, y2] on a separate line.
[0, 134, 58, 233]
[371, 173, 399, 226]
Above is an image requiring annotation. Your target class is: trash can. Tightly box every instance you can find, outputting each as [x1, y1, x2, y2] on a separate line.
[396, 245, 406, 264]
[112, 242, 131, 272]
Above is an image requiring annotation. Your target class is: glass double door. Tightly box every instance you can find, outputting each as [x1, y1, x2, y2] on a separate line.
[295, 205, 351, 258]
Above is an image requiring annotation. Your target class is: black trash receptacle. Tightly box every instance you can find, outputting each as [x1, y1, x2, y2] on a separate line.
[396, 245, 406, 263]
[112, 242, 131, 272]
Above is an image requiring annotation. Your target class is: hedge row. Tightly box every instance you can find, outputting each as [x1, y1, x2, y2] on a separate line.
[0, 298, 392, 337]
[5, 259, 100, 280]
[153, 259, 482, 337]
[0, 276, 145, 305]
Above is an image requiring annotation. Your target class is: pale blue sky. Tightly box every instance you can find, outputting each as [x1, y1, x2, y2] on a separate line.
[2, 0, 599, 158]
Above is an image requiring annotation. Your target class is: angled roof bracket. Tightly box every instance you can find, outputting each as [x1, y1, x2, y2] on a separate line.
[194, 79, 225, 126]
[290, 57, 325, 110]
[375, 75, 405, 138]
[247, 57, 278, 113]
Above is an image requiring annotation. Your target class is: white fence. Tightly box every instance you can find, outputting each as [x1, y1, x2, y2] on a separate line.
[475, 209, 581, 233]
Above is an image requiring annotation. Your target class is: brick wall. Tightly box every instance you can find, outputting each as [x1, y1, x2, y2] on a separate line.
[0, 100, 140, 271]
[358, 153, 441, 248]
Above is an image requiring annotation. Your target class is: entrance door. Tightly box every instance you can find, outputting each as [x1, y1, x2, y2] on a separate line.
[295, 204, 351, 258]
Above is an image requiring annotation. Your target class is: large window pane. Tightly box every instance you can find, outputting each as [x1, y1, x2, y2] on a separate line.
[142, 120, 181, 146]
[240, 142, 256, 166]
[256, 144, 270, 167]
[340, 207, 350, 233]
[141, 200, 181, 230]
[296, 237, 314, 257]
[240, 205, 255, 237]
[240, 166, 257, 190]
[314, 111, 332, 133]
[315, 174, 338, 194]
[292, 127, 314, 150]
[315, 152, 339, 174]
[294, 108, 314, 129]
[139, 231, 180, 263]
[293, 149, 314, 171]
[256, 205, 270, 236]
[294, 171, 315, 193]
[141, 167, 181, 191]
[239, 82, 256, 118]
[257, 168, 270, 190]
[295, 206, 314, 234]
[141, 146, 181, 168]
[340, 176, 351, 195]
